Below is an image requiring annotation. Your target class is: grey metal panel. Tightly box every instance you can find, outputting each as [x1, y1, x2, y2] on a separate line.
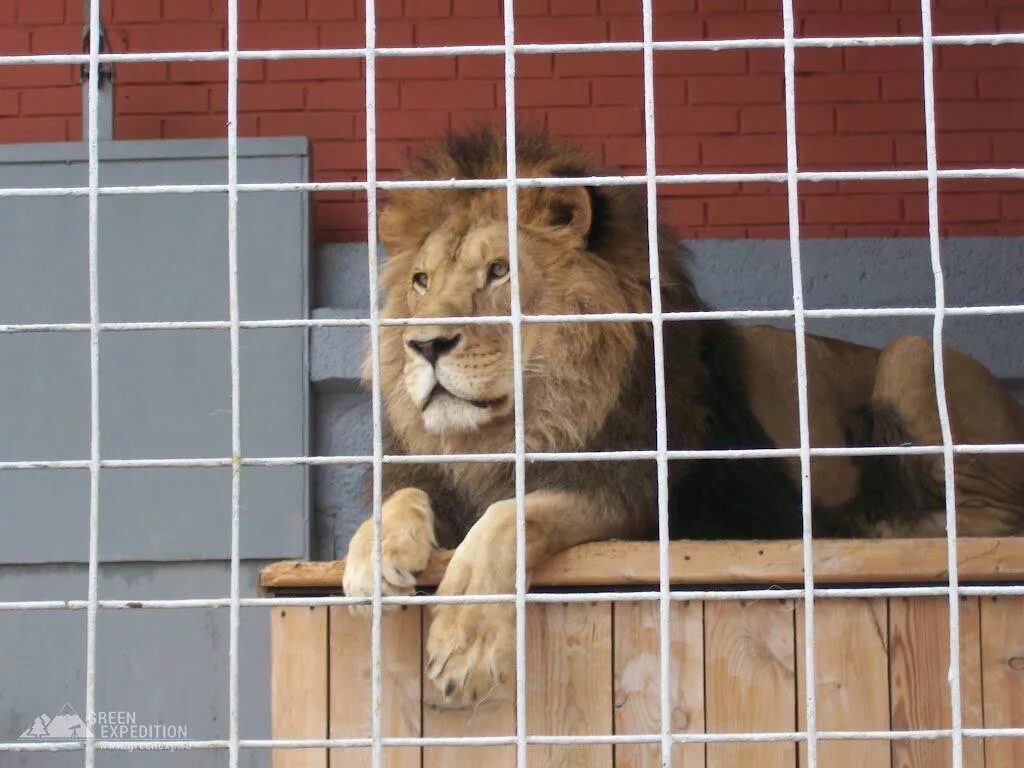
[0, 139, 310, 563]
[0, 561, 271, 768]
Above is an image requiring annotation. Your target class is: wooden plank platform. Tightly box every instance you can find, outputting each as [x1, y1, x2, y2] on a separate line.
[265, 538, 1024, 768]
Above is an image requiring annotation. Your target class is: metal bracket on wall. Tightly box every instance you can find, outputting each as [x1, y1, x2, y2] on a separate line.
[80, 0, 114, 140]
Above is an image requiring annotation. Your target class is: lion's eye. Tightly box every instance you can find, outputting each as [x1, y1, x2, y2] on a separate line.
[487, 261, 509, 283]
[411, 271, 429, 293]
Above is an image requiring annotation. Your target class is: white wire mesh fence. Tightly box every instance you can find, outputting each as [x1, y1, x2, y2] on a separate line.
[1, 1, 1023, 767]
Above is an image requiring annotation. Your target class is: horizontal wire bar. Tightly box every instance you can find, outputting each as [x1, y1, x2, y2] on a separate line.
[3, 441, 1024, 471]
[3, 302, 1024, 336]
[3, 584, 1023, 612]
[0, 31, 1022, 68]
[1, 167, 1022, 200]
[4, 725, 1023, 752]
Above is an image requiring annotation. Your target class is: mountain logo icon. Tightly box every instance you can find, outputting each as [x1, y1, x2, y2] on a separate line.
[19, 703, 93, 739]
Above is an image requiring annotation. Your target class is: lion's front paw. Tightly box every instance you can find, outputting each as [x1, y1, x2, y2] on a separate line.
[426, 601, 515, 708]
[342, 488, 436, 610]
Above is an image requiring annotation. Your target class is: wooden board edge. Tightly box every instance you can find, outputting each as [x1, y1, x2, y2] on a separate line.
[261, 536, 1024, 591]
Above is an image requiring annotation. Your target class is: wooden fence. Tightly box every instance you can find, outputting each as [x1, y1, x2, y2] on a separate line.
[262, 538, 1024, 768]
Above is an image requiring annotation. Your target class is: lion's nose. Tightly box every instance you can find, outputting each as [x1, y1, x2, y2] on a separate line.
[407, 334, 461, 366]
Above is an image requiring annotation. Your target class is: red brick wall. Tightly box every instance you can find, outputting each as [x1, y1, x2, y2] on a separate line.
[1, 0, 1022, 242]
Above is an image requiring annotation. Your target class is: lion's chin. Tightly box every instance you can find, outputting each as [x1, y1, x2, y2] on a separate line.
[421, 392, 502, 435]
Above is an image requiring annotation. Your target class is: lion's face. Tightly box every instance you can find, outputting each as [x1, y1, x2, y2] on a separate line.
[376, 177, 654, 448]
[400, 220, 519, 434]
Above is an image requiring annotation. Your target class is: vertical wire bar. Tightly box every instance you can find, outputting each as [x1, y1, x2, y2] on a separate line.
[638, 2, 673, 766]
[83, 0, 101, 766]
[918, 2, 964, 765]
[780, 1, 818, 764]
[226, 1, 242, 767]
[363, 2, 384, 767]
[499, 3, 528, 767]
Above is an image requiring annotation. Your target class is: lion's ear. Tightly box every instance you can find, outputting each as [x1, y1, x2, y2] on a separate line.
[535, 186, 593, 240]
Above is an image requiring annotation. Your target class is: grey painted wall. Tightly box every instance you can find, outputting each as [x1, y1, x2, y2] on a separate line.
[0, 138, 310, 766]
[312, 238, 1024, 559]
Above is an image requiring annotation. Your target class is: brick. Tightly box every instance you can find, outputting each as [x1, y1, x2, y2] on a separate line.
[116, 62, 171, 84]
[230, 83, 307, 111]
[993, 133, 1024, 163]
[267, 58, 361, 81]
[699, 0, 742, 10]
[937, 132, 993, 164]
[0, 115, 68, 141]
[20, 87, 81, 116]
[260, 111, 355, 138]
[0, 90, 17, 116]
[444, 106, 505, 133]
[797, 73, 879, 103]
[599, 0, 644, 13]
[453, 0, 502, 15]
[163, 0, 214, 21]
[112, 0, 161, 23]
[653, 77, 688, 106]
[656, 49, 747, 75]
[379, 57, 456, 80]
[555, 52, 642, 77]
[797, 135, 895, 166]
[907, 193, 1001, 223]
[125, 24, 224, 52]
[801, 13, 900, 36]
[549, 106, 642, 135]
[704, 12, 781, 38]
[1000, 10, 1024, 31]
[742, 104, 834, 134]
[400, 80, 495, 110]
[309, 81, 398, 110]
[836, 103, 924, 133]
[701, 134, 786, 167]
[308, 0, 356, 19]
[932, 8, 999, 34]
[0, 0, 13, 23]
[117, 85, 210, 114]
[978, 72, 1024, 100]
[1004, 194, 1024, 221]
[658, 105, 738, 134]
[590, 77, 640, 106]
[0, 27, 30, 52]
[845, 47, 921, 72]
[936, 102, 1024, 131]
[115, 115, 163, 139]
[259, 0, 309, 20]
[374, 109, 450, 138]
[551, 0, 598, 14]
[707, 195, 787, 224]
[803, 194, 903, 223]
[515, 17, 609, 44]
[655, 140, 701, 169]
[689, 75, 783, 104]
[162, 114, 227, 138]
[239, 22, 319, 49]
[660, 197, 705, 225]
[415, 18, 503, 44]
[16, 0, 63, 23]
[520, 79, 591, 106]
[28, 25, 78, 52]
[0, 64, 75, 88]
[940, 45, 1023, 71]
[650, 14, 704, 42]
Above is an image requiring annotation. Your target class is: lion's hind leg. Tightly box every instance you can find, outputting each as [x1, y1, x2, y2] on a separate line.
[868, 335, 1024, 537]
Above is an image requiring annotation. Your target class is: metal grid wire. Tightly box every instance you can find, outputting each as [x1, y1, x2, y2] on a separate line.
[1, 0, 1023, 766]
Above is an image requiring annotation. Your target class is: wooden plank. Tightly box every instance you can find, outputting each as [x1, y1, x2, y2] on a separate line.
[795, 599, 890, 767]
[527, 602, 614, 768]
[271, 606, 328, 768]
[328, 606, 421, 768]
[613, 600, 705, 768]
[704, 600, 797, 768]
[981, 595, 1024, 766]
[422, 612, 516, 768]
[889, 597, 984, 768]
[260, 537, 1024, 590]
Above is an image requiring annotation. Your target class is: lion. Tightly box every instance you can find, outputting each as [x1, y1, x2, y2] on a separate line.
[342, 129, 1024, 707]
